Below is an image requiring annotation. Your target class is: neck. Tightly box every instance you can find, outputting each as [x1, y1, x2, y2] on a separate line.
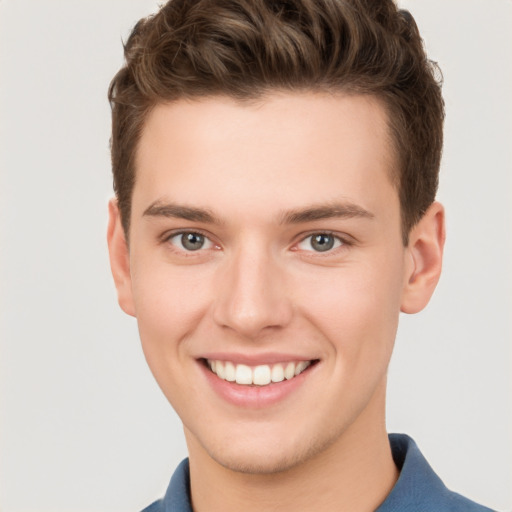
[185, 385, 399, 512]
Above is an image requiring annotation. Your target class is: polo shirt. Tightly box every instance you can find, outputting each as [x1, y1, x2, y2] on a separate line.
[142, 434, 495, 512]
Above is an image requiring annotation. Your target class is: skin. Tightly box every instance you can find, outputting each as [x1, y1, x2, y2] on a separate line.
[108, 92, 445, 512]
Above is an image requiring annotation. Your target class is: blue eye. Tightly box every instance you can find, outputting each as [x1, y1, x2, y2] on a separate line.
[297, 233, 343, 252]
[168, 232, 214, 251]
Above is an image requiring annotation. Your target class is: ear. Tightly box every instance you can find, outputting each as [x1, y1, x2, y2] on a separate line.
[107, 198, 136, 317]
[401, 201, 446, 314]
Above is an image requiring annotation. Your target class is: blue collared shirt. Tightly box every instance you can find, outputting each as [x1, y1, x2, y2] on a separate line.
[142, 434, 496, 512]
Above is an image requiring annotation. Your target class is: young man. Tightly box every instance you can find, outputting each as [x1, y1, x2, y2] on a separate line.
[107, 1, 495, 510]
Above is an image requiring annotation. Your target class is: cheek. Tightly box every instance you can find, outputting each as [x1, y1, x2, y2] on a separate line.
[130, 265, 213, 416]
[297, 256, 404, 366]
[130, 261, 212, 369]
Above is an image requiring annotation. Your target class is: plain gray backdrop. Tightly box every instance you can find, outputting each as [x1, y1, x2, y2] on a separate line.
[0, 1, 511, 511]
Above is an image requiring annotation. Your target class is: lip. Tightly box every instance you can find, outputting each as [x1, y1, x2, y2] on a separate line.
[199, 352, 314, 366]
[197, 356, 319, 409]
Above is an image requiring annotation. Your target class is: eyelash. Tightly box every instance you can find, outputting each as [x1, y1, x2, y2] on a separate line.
[161, 230, 352, 255]
[294, 231, 351, 255]
[163, 229, 218, 254]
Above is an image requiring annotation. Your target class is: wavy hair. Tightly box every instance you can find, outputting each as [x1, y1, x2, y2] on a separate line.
[109, 0, 444, 243]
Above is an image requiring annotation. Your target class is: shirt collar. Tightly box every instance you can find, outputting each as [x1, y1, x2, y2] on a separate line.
[162, 458, 192, 512]
[375, 433, 450, 511]
[159, 433, 478, 512]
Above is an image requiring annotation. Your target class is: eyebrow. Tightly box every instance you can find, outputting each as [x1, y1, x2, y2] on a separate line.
[143, 202, 222, 224]
[142, 200, 374, 225]
[279, 203, 375, 224]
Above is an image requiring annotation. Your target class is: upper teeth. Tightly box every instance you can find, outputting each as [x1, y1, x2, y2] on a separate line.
[208, 360, 312, 386]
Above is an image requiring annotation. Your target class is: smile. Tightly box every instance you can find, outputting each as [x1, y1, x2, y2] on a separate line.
[206, 359, 314, 386]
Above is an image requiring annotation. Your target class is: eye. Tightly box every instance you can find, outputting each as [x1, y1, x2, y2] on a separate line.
[297, 233, 343, 253]
[168, 231, 215, 252]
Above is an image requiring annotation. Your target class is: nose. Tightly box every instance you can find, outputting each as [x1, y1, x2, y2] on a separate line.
[212, 245, 293, 339]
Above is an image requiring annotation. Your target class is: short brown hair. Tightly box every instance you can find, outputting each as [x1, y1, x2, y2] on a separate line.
[109, 0, 444, 244]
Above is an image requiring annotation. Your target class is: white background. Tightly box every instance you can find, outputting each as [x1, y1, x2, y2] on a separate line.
[0, 1, 510, 511]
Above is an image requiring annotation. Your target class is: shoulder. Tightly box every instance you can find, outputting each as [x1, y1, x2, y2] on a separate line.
[140, 458, 192, 512]
[377, 434, 496, 512]
[444, 491, 497, 512]
[140, 500, 163, 512]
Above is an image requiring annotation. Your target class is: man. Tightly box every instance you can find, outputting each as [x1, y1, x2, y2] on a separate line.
[106, 1, 495, 510]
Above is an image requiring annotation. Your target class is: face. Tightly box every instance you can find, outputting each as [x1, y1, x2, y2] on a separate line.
[109, 92, 434, 474]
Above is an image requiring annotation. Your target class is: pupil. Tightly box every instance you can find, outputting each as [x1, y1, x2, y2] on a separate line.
[312, 234, 334, 252]
[182, 233, 204, 251]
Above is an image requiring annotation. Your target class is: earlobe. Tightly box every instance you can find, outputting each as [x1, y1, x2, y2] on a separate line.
[400, 202, 445, 314]
[107, 199, 136, 317]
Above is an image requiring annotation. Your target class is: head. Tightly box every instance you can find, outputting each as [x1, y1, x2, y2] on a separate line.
[107, 0, 445, 475]
[109, 0, 444, 245]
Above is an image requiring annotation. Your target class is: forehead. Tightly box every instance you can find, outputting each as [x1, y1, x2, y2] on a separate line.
[133, 92, 397, 221]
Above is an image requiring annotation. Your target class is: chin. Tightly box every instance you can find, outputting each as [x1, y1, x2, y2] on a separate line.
[200, 428, 338, 476]
[210, 448, 305, 475]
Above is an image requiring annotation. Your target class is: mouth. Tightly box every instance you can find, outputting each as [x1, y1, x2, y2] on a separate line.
[202, 358, 319, 387]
